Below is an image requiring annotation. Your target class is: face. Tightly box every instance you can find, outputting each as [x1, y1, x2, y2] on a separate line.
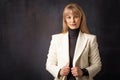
[65, 11, 81, 30]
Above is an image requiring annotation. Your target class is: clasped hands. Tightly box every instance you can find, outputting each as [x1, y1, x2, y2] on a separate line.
[59, 64, 83, 77]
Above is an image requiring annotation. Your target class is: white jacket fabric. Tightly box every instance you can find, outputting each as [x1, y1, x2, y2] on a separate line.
[46, 31, 102, 80]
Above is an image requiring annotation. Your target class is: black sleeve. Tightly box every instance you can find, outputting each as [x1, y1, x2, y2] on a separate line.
[81, 68, 89, 76]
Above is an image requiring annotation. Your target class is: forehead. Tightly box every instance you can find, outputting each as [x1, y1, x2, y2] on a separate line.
[64, 8, 80, 16]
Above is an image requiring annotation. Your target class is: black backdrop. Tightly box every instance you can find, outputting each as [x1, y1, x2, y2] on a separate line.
[0, 0, 120, 80]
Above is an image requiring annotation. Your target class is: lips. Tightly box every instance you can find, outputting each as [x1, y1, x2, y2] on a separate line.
[70, 24, 76, 26]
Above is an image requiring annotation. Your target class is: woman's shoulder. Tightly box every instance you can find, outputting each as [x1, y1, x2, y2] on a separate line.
[83, 33, 97, 39]
[51, 33, 66, 42]
[52, 33, 66, 38]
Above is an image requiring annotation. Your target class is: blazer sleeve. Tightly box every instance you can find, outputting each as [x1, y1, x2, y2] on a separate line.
[46, 35, 61, 78]
[86, 35, 102, 78]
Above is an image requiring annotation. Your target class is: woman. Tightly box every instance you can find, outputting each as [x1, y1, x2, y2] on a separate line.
[46, 3, 102, 80]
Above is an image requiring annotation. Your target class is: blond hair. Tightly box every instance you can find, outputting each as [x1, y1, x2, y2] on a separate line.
[62, 3, 90, 34]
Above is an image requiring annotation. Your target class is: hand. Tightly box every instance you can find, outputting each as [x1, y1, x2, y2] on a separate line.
[59, 64, 70, 77]
[71, 67, 83, 77]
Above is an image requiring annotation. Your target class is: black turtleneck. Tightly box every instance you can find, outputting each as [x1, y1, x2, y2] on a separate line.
[68, 28, 80, 67]
[67, 28, 79, 80]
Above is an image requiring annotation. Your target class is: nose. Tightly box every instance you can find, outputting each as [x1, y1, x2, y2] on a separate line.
[71, 17, 75, 22]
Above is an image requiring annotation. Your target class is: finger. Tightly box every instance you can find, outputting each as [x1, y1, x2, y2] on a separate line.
[65, 65, 70, 70]
[71, 67, 76, 72]
[72, 72, 78, 77]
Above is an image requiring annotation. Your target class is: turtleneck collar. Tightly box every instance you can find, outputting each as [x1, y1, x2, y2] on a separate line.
[68, 27, 80, 39]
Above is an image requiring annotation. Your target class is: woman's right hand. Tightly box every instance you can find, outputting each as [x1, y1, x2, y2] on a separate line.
[59, 64, 70, 77]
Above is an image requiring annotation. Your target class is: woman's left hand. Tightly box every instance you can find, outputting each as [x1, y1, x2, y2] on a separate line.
[71, 67, 83, 77]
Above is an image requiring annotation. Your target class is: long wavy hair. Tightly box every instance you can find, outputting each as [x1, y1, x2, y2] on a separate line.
[62, 3, 90, 34]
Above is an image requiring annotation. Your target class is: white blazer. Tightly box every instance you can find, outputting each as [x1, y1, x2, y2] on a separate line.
[46, 31, 102, 80]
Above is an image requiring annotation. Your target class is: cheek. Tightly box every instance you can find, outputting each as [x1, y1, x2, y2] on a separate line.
[77, 18, 80, 22]
[76, 19, 80, 25]
[65, 19, 69, 23]
[65, 20, 70, 26]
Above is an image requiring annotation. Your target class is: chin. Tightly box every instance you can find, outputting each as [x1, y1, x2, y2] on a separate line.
[70, 27, 79, 30]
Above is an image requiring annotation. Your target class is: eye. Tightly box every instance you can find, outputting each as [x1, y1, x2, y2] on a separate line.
[66, 16, 71, 19]
[74, 15, 79, 18]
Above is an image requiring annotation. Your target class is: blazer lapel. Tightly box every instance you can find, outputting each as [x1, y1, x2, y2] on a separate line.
[62, 32, 70, 65]
[73, 31, 88, 66]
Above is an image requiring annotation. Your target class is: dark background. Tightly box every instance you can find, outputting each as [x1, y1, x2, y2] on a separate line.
[0, 0, 120, 80]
